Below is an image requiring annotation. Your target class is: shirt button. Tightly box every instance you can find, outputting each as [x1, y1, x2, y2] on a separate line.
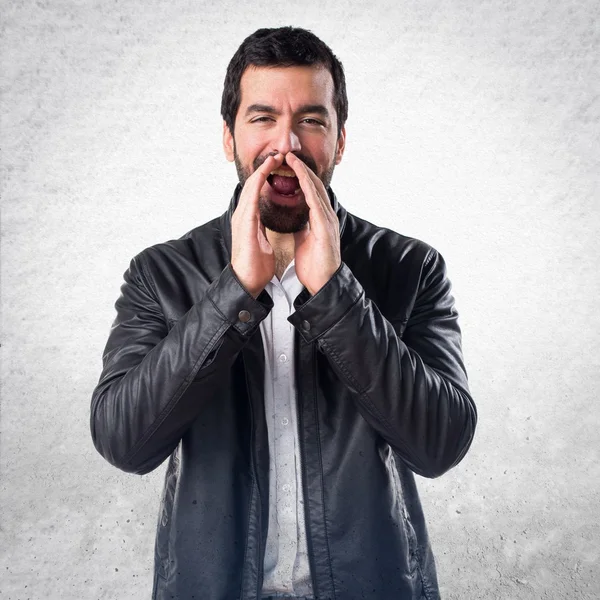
[302, 320, 311, 331]
[238, 310, 251, 323]
[282, 484, 291, 492]
[278, 353, 288, 363]
[281, 418, 289, 425]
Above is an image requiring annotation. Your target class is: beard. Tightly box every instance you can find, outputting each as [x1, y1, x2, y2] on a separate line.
[233, 146, 336, 234]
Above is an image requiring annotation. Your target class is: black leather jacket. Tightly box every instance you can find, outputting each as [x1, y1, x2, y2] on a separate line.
[91, 186, 477, 600]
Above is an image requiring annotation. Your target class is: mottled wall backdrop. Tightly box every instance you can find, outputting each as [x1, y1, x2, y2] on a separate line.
[2, 1, 599, 598]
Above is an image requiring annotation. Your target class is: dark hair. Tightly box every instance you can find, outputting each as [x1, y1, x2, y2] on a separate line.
[221, 26, 348, 137]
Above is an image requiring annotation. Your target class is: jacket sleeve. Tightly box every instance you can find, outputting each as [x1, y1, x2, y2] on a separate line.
[288, 248, 477, 478]
[90, 255, 272, 475]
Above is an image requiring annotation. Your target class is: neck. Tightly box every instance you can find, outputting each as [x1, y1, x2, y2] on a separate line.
[266, 229, 295, 280]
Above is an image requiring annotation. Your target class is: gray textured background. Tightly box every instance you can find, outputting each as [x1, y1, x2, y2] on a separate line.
[1, 1, 599, 598]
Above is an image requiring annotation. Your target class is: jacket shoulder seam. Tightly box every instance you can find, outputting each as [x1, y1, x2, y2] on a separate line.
[423, 246, 437, 268]
[135, 250, 169, 328]
[134, 250, 160, 297]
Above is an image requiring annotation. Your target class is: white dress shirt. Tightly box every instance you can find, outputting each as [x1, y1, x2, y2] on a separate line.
[259, 260, 314, 599]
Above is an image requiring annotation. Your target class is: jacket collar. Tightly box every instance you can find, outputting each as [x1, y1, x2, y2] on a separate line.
[219, 184, 348, 260]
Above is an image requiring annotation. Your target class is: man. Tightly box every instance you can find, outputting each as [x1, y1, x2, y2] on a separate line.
[91, 26, 477, 600]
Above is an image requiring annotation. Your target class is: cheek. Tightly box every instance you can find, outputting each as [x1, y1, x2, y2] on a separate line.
[239, 129, 270, 154]
[316, 148, 338, 172]
[311, 137, 337, 162]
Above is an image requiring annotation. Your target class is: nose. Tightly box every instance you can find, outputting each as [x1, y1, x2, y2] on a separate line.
[272, 121, 301, 156]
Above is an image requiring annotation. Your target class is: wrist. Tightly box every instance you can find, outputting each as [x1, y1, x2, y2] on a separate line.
[309, 262, 341, 296]
[229, 263, 263, 299]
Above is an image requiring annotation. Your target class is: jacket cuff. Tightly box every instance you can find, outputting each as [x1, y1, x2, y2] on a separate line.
[288, 262, 363, 343]
[206, 264, 273, 336]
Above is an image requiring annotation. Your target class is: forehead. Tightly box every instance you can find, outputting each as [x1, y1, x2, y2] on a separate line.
[238, 65, 335, 109]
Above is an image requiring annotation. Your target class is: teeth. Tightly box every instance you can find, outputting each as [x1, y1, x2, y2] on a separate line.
[270, 168, 296, 177]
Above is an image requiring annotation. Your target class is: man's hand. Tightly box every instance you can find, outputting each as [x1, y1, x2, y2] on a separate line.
[231, 152, 284, 298]
[287, 152, 341, 296]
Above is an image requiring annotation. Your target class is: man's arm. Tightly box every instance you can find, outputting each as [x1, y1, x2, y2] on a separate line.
[90, 256, 272, 475]
[288, 248, 477, 479]
[91, 153, 286, 475]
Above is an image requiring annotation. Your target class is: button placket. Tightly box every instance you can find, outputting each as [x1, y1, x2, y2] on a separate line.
[261, 266, 313, 594]
[272, 290, 292, 381]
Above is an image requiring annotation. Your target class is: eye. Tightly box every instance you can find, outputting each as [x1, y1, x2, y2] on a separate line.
[301, 118, 324, 126]
[251, 116, 274, 123]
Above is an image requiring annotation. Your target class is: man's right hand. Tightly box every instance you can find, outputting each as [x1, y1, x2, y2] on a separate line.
[230, 152, 284, 298]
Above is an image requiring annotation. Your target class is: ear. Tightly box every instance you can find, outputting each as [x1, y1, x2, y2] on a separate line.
[223, 121, 235, 162]
[334, 125, 346, 165]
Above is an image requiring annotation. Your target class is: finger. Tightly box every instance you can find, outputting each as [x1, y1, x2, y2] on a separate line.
[255, 151, 284, 181]
[239, 153, 284, 209]
[297, 162, 336, 221]
[285, 153, 323, 209]
[285, 153, 334, 216]
[249, 152, 284, 194]
[236, 153, 284, 226]
[286, 153, 334, 231]
[285, 152, 316, 190]
[291, 154, 328, 197]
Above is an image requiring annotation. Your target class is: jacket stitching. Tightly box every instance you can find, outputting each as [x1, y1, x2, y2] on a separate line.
[414, 545, 434, 600]
[423, 247, 436, 269]
[307, 288, 362, 343]
[207, 292, 232, 325]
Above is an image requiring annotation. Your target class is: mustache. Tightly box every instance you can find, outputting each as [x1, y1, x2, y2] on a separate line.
[253, 151, 318, 175]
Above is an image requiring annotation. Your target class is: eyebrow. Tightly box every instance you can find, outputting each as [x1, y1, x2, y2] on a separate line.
[245, 103, 331, 118]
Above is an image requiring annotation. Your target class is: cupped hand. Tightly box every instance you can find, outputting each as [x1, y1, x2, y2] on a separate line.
[286, 152, 341, 296]
[230, 152, 284, 298]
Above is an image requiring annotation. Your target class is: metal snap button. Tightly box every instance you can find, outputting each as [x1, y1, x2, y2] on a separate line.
[238, 310, 251, 323]
[302, 320, 310, 331]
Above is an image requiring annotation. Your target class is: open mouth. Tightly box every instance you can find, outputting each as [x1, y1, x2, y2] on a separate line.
[267, 167, 301, 196]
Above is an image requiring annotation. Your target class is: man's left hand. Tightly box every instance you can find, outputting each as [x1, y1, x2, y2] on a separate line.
[286, 152, 341, 296]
